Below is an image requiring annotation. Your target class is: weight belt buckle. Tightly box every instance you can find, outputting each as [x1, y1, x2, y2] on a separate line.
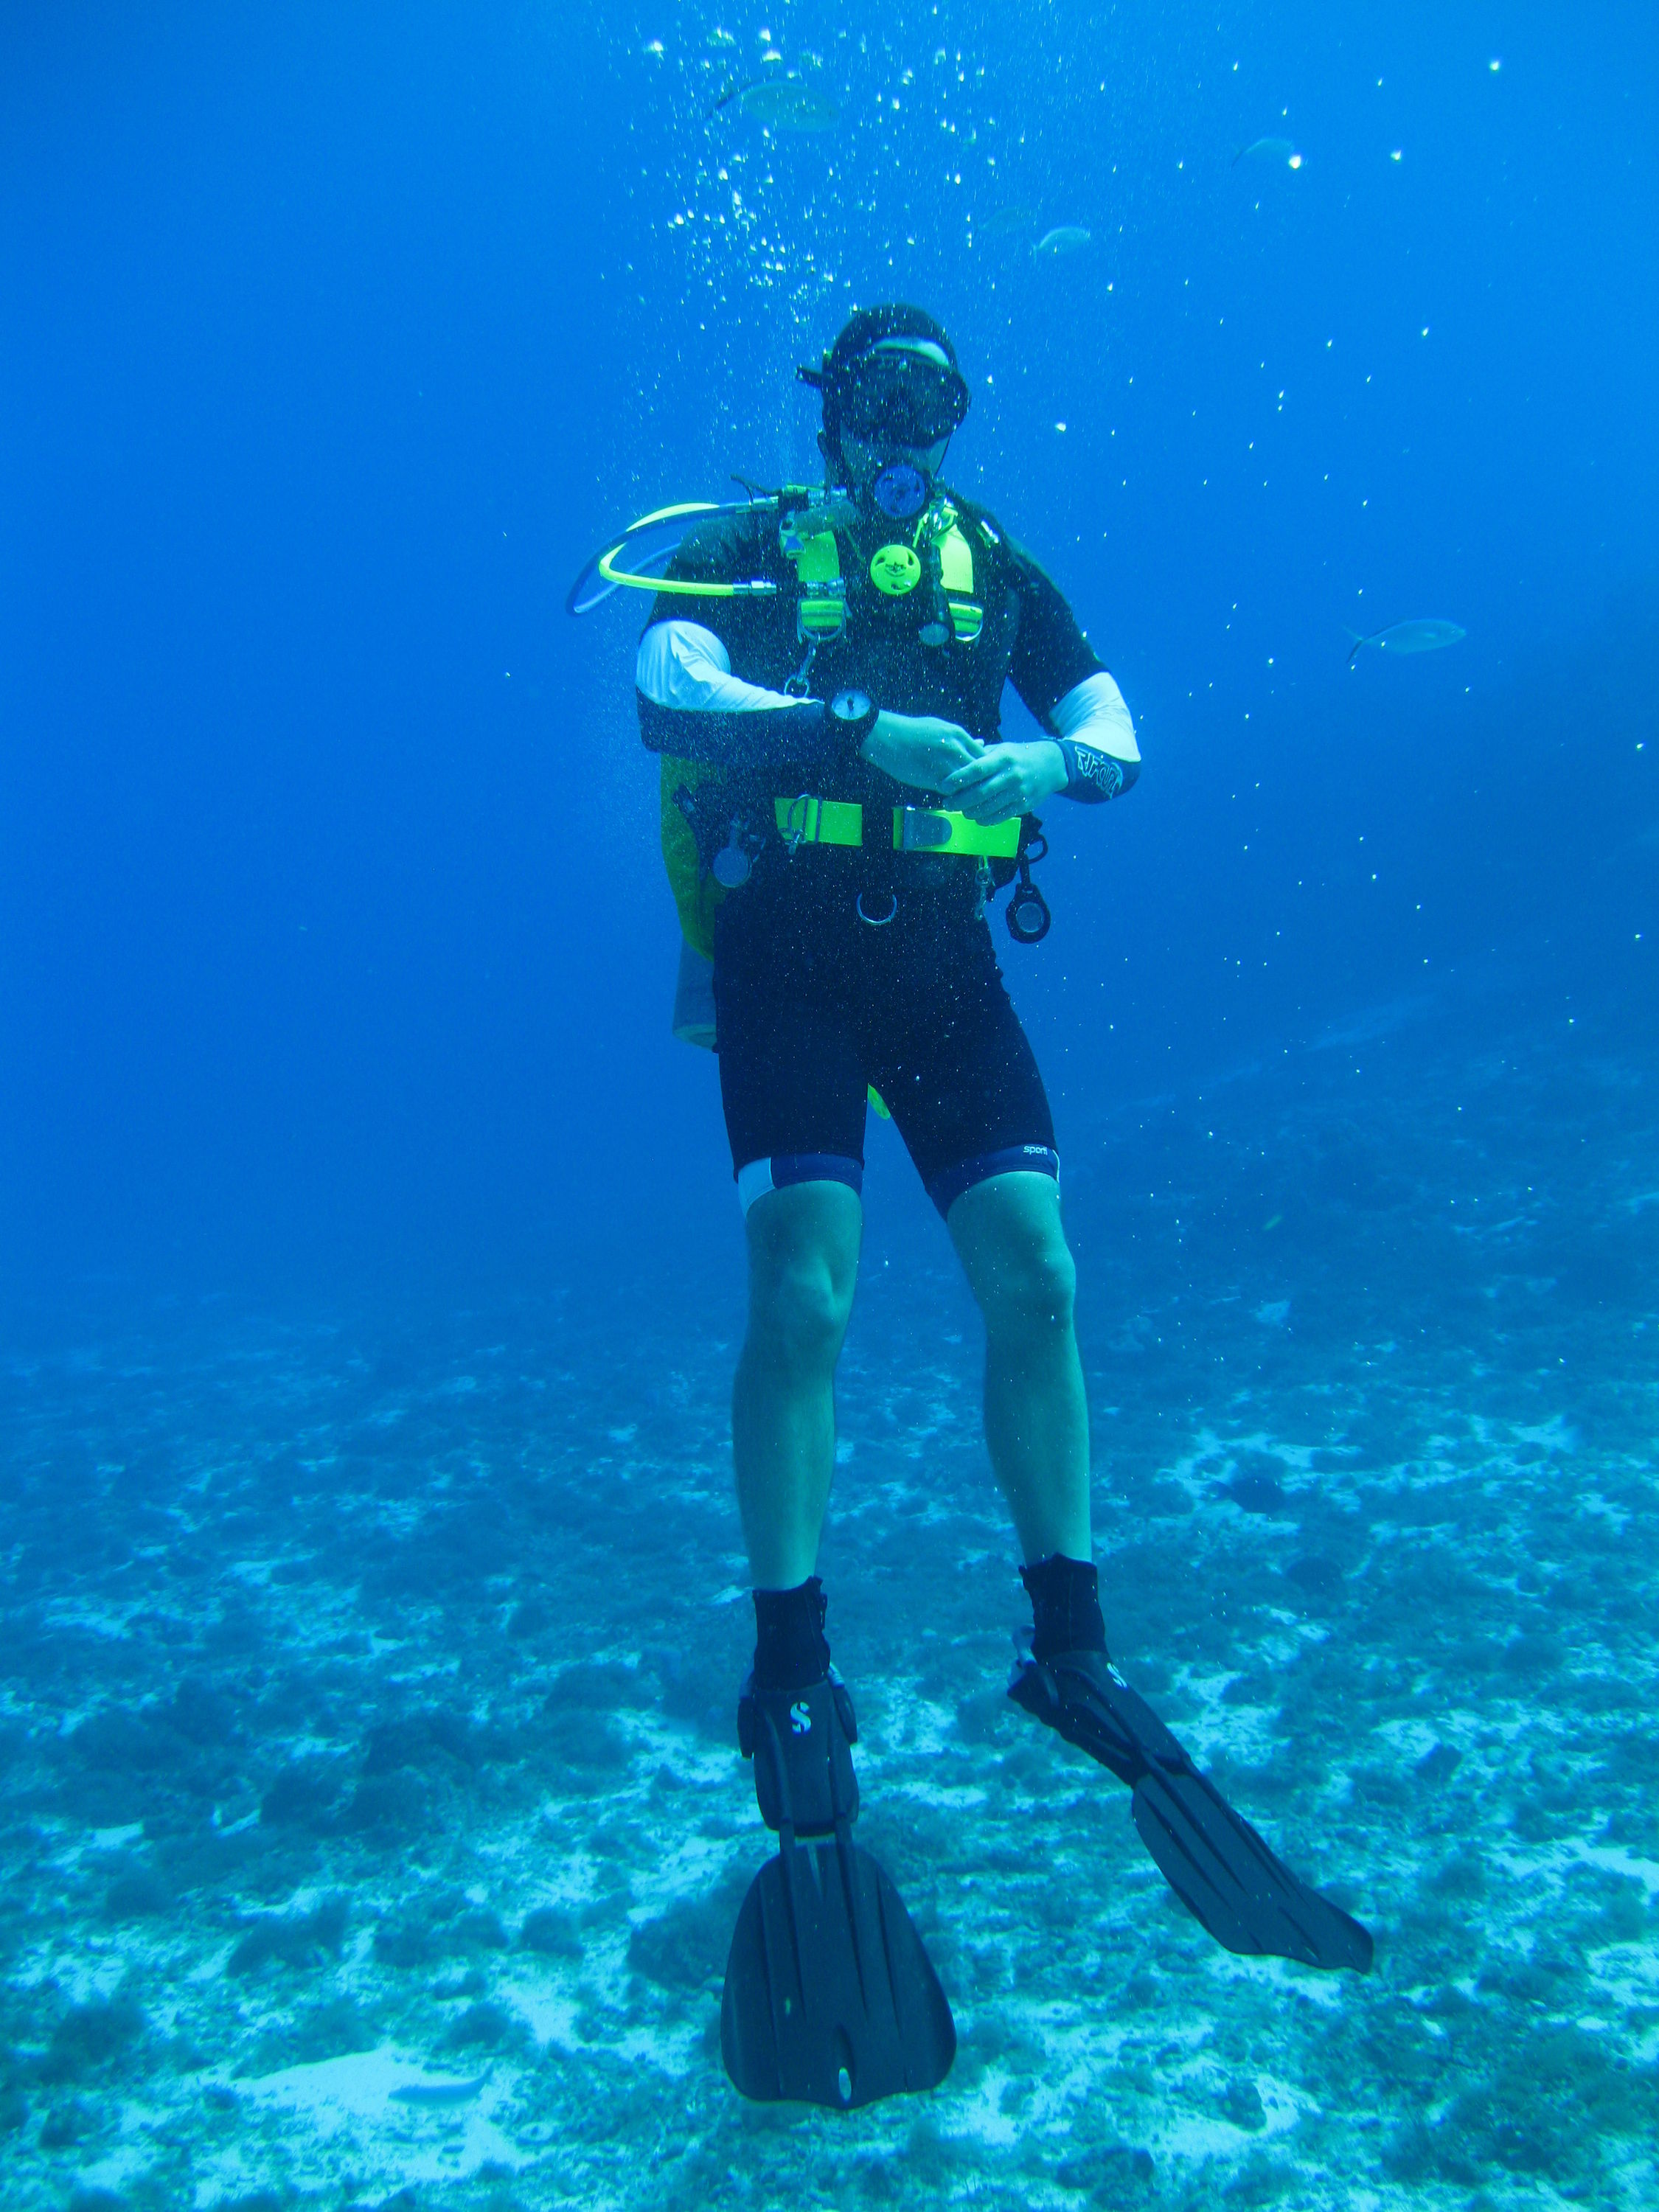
[896, 807, 956, 853]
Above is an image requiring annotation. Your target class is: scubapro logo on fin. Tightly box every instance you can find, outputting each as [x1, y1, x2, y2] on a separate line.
[790, 1701, 812, 1735]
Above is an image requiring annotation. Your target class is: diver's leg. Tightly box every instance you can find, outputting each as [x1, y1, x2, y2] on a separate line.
[724, 1178, 958, 2107]
[947, 1182, 1372, 1970]
[733, 1180, 863, 1589]
[947, 1170, 1091, 1564]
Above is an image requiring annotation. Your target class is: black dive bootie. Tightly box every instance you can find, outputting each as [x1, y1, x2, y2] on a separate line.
[739, 1669, 861, 1834]
[1010, 1644, 1373, 1973]
[720, 1667, 956, 2110]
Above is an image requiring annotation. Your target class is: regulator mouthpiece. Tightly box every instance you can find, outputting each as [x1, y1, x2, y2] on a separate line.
[872, 461, 929, 521]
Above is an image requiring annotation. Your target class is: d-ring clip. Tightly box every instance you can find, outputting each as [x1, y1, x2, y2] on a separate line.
[856, 890, 898, 928]
[782, 793, 812, 860]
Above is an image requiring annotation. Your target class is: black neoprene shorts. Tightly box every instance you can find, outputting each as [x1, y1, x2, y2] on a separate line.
[712, 863, 1058, 1219]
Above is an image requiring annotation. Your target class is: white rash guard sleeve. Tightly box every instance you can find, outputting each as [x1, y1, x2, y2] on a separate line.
[1048, 670, 1141, 802]
[1050, 669, 1138, 760]
[636, 619, 803, 715]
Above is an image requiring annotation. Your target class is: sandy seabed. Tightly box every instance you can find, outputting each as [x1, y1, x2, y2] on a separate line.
[1, 990, 1655, 2212]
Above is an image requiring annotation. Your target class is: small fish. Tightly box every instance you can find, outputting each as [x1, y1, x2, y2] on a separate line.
[391, 2076, 487, 2108]
[977, 203, 1037, 237]
[1346, 618, 1466, 665]
[1034, 224, 1091, 257]
[1222, 1469, 1288, 1514]
[1415, 1742, 1462, 1784]
[712, 74, 840, 131]
[1233, 136, 1301, 167]
[1286, 1554, 1345, 1597]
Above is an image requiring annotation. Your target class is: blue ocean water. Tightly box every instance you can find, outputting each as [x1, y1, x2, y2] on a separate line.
[1, 2, 1656, 2206]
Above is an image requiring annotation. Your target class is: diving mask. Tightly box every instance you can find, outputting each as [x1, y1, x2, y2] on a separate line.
[835, 337, 971, 448]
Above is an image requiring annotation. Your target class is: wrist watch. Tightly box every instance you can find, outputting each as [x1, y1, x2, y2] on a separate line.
[830, 686, 880, 747]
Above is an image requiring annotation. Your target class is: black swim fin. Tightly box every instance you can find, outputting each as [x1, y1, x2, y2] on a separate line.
[721, 1674, 956, 2109]
[1010, 1648, 1373, 1974]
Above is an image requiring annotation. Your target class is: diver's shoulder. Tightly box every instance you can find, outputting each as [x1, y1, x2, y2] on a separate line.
[942, 492, 1051, 585]
[942, 487, 1008, 545]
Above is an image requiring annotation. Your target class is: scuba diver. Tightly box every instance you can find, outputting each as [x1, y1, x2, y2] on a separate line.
[594, 304, 1371, 2110]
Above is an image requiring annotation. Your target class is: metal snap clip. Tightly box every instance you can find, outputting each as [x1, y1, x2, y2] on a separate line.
[782, 795, 813, 860]
[784, 639, 818, 698]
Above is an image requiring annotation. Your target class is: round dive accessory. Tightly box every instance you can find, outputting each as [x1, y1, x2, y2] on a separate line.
[712, 843, 751, 889]
[712, 815, 762, 888]
[1006, 880, 1051, 944]
[869, 543, 922, 597]
[830, 686, 880, 745]
[918, 594, 952, 649]
[872, 460, 930, 521]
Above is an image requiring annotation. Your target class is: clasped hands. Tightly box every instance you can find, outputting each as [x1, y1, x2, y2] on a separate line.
[860, 710, 1067, 825]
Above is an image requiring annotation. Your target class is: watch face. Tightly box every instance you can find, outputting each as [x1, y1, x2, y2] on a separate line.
[832, 687, 873, 723]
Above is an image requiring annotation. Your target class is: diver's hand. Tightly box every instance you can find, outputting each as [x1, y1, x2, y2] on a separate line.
[861, 711, 982, 792]
[942, 739, 1068, 824]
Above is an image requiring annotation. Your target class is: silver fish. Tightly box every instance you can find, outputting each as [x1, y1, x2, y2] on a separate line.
[1233, 136, 1301, 167]
[712, 74, 839, 131]
[1346, 619, 1466, 664]
[1034, 224, 1091, 256]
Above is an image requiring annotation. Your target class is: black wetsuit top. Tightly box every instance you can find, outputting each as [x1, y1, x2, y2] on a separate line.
[637, 491, 1110, 815]
[634, 493, 1124, 1210]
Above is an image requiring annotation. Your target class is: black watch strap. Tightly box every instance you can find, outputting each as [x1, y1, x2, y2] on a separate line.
[830, 688, 880, 746]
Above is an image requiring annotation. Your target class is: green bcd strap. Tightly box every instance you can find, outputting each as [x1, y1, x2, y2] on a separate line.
[792, 528, 846, 640]
[783, 497, 983, 640]
[935, 515, 983, 640]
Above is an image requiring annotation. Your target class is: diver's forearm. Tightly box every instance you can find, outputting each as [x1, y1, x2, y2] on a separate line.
[1048, 670, 1140, 802]
[1056, 737, 1139, 801]
[636, 691, 844, 772]
[636, 615, 847, 774]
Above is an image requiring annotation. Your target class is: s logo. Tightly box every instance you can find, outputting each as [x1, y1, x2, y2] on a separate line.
[789, 1701, 812, 1736]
